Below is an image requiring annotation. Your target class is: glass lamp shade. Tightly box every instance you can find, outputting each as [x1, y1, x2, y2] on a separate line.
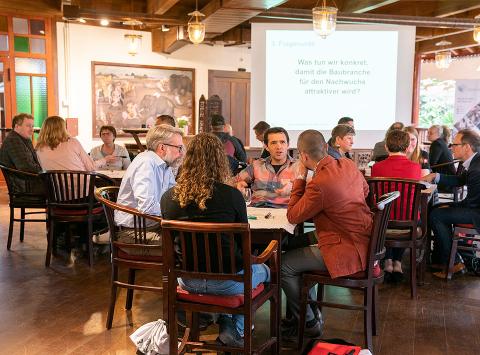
[435, 51, 452, 69]
[124, 34, 142, 56]
[188, 10, 205, 44]
[312, 6, 338, 39]
[474, 24, 480, 43]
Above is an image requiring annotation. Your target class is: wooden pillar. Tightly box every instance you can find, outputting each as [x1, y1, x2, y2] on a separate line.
[411, 52, 422, 126]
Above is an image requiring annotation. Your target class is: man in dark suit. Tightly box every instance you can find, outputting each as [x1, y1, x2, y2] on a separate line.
[428, 124, 456, 176]
[424, 129, 480, 277]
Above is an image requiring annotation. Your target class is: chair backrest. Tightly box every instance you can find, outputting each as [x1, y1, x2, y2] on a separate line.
[40, 170, 114, 211]
[367, 177, 424, 229]
[161, 220, 252, 285]
[367, 191, 400, 276]
[94, 186, 162, 246]
[0, 163, 45, 199]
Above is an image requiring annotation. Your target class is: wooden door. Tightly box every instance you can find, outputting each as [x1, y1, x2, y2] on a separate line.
[208, 70, 250, 145]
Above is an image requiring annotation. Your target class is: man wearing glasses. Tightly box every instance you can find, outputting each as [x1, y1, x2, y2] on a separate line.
[115, 124, 184, 228]
[423, 129, 480, 278]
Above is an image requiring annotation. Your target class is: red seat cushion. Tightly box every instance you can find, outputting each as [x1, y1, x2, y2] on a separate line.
[455, 223, 475, 229]
[52, 206, 104, 216]
[177, 283, 265, 308]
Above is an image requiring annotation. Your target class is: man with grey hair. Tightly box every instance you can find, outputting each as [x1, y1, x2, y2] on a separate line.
[428, 124, 455, 176]
[115, 124, 184, 227]
[281, 129, 372, 339]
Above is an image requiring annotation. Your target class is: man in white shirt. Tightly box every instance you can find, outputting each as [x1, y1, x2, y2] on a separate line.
[115, 124, 184, 228]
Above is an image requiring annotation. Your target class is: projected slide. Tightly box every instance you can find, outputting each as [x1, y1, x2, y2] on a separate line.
[265, 30, 398, 131]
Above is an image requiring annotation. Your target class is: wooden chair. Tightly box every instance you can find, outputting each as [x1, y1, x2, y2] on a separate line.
[40, 170, 114, 267]
[367, 178, 428, 298]
[0, 164, 47, 250]
[298, 191, 399, 352]
[446, 224, 480, 280]
[161, 220, 280, 354]
[94, 186, 165, 329]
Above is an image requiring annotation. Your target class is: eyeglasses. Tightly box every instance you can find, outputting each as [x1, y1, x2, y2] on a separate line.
[163, 143, 184, 153]
[449, 143, 466, 148]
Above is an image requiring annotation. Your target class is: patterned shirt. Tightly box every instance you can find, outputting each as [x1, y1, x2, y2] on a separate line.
[235, 156, 301, 208]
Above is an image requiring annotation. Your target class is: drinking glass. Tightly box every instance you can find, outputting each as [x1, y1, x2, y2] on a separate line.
[243, 188, 252, 206]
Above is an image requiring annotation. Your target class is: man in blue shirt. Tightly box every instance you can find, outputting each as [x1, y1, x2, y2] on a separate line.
[115, 124, 184, 228]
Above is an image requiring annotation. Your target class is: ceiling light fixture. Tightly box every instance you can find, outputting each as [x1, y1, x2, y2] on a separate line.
[435, 40, 452, 69]
[161, 24, 170, 32]
[123, 20, 143, 56]
[100, 19, 109, 26]
[312, 0, 338, 39]
[187, 0, 206, 44]
[78, 18, 86, 24]
[474, 16, 480, 43]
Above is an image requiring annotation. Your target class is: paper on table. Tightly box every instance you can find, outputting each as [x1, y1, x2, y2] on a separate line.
[247, 207, 296, 234]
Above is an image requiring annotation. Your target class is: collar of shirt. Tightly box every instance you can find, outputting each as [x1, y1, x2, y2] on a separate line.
[462, 152, 477, 171]
[264, 155, 294, 172]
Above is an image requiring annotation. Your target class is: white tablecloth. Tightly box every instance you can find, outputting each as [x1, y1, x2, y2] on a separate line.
[96, 170, 125, 180]
[247, 207, 296, 234]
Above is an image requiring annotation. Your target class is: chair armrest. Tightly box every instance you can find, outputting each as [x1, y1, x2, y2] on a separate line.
[251, 240, 278, 264]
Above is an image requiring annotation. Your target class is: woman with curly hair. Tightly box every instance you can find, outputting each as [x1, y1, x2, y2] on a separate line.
[161, 133, 270, 348]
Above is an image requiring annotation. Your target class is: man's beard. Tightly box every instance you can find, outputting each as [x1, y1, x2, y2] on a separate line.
[165, 155, 183, 169]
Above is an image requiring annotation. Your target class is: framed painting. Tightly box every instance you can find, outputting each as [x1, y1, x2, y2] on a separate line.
[92, 61, 195, 137]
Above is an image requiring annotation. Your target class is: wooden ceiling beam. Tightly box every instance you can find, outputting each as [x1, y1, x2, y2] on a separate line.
[341, 0, 400, 14]
[432, 1, 480, 18]
[147, 0, 180, 15]
[200, 0, 289, 35]
[415, 28, 473, 42]
[417, 30, 479, 54]
[152, 25, 189, 54]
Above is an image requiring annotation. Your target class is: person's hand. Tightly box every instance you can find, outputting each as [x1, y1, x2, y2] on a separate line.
[422, 173, 436, 183]
[297, 162, 308, 179]
[104, 155, 118, 164]
[236, 180, 248, 192]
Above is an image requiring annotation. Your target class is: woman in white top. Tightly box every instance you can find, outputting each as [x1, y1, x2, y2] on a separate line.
[90, 125, 131, 170]
[36, 116, 95, 171]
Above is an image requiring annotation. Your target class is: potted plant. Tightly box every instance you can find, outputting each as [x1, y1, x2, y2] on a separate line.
[177, 117, 190, 135]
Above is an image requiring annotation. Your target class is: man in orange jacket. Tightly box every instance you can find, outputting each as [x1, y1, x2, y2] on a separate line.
[282, 129, 373, 339]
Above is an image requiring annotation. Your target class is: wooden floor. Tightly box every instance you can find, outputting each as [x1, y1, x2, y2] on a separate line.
[1, 185, 480, 354]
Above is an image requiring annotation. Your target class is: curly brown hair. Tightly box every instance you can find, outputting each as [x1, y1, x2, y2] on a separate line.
[173, 133, 231, 210]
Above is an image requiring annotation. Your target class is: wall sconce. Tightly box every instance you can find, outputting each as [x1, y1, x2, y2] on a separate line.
[312, 1, 338, 39]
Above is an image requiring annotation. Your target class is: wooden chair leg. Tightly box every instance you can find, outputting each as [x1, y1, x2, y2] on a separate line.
[364, 287, 373, 352]
[297, 280, 310, 350]
[87, 219, 94, 267]
[372, 284, 379, 336]
[244, 310, 253, 354]
[410, 247, 417, 299]
[317, 284, 324, 313]
[45, 219, 55, 267]
[169, 303, 178, 355]
[125, 269, 136, 310]
[270, 290, 279, 355]
[186, 311, 200, 341]
[106, 265, 118, 329]
[7, 206, 14, 250]
[162, 274, 169, 321]
[447, 238, 459, 280]
[20, 208, 25, 242]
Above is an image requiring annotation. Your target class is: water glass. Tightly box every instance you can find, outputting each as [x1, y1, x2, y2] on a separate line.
[243, 188, 252, 206]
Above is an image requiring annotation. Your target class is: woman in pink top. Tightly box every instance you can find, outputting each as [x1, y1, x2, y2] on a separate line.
[36, 116, 95, 171]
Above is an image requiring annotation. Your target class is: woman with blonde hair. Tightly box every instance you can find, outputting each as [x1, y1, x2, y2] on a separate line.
[404, 126, 430, 173]
[161, 133, 270, 348]
[36, 115, 95, 171]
